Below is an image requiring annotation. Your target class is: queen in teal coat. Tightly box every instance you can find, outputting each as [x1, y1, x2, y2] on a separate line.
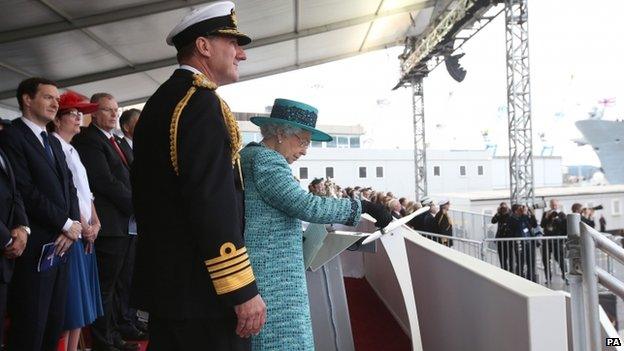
[241, 99, 392, 350]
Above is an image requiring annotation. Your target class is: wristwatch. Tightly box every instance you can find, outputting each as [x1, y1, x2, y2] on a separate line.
[20, 226, 31, 235]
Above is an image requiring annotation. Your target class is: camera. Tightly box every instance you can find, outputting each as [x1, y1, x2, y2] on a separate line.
[530, 201, 547, 210]
[591, 204, 604, 211]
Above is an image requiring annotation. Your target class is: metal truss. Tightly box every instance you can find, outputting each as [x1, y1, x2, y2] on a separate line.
[396, 0, 495, 87]
[411, 80, 427, 201]
[505, 0, 534, 205]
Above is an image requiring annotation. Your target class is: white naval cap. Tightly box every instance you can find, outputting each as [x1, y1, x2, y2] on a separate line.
[166, 1, 251, 50]
[420, 196, 434, 206]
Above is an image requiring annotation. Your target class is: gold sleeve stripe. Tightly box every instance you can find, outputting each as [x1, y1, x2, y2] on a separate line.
[210, 260, 251, 279]
[206, 252, 249, 272]
[212, 265, 255, 295]
[205, 242, 247, 266]
[169, 86, 197, 176]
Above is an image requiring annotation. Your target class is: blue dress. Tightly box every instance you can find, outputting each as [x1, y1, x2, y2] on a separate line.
[63, 239, 103, 330]
[240, 143, 361, 350]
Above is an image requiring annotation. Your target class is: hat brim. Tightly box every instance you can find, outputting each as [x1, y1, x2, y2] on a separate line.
[250, 117, 332, 142]
[59, 102, 99, 115]
[213, 29, 251, 46]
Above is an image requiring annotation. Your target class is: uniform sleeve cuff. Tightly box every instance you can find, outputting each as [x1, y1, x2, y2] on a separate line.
[221, 281, 259, 307]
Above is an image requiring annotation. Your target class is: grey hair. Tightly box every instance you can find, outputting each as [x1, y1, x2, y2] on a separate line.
[259, 122, 305, 139]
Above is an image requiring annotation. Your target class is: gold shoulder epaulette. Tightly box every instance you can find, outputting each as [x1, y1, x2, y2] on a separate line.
[169, 86, 197, 175]
[192, 73, 217, 90]
[169, 73, 242, 176]
[205, 242, 255, 295]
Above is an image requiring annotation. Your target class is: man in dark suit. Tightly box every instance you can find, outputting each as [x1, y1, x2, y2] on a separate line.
[0, 146, 29, 348]
[72, 93, 137, 351]
[119, 108, 139, 152]
[114, 109, 147, 339]
[131, 2, 266, 350]
[0, 77, 81, 351]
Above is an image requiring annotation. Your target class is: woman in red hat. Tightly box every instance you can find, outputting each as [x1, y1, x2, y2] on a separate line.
[47, 91, 103, 351]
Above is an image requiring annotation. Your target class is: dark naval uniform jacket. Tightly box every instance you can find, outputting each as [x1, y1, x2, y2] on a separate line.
[0, 148, 28, 283]
[130, 68, 258, 319]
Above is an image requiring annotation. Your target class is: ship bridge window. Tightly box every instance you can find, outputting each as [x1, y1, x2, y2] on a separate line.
[613, 199, 621, 216]
[359, 167, 367, 178]
[434, 166, 440, 176]
[459, 165, 466, 176]
[350, 137, 360, 148]
[478, 165, 484, 176]
[376, 166, 384, 178]
[337, 136, 349, 148]
[299, 167, 308, 180]
[326, 167, 334, 178]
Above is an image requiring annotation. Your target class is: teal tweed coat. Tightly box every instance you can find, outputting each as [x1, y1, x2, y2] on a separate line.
[240, 143, 361, 351]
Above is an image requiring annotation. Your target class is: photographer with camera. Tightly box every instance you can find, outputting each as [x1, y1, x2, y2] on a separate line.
[540, 199, 567, 284]
[492, 202, 513, 272]
[508, 204, 539, 282]
[572, 203, 601, 229]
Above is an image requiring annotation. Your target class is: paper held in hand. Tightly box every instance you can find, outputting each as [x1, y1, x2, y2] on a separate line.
[302, 224, 367, 272]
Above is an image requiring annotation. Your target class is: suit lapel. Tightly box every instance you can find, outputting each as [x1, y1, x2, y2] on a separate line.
[91, 125, 128, 169]
[0, 150, 16, 190]
[14, 119, 60, 177]
[116, 136, 133, 166]
[49, 137, 68, 196]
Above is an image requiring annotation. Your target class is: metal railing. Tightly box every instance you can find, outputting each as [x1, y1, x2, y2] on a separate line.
[448, 209, 495, 240]
[419, 228, 616, 291]
[568, 213, 624, 351]
[419, 232, 484, 259]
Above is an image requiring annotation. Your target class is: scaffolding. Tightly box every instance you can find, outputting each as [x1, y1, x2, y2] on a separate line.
[505, 0, 534, 205]
[397, 0, 535, 205]
[411, 80, 427, 201]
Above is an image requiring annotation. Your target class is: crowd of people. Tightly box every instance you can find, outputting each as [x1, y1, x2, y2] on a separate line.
[308, 178, 455, 246]
[491, 199, 606, 284]
[0, 80, 145, 351]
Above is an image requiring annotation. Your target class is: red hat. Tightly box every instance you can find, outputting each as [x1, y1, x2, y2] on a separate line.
[58, 90, 99, 115]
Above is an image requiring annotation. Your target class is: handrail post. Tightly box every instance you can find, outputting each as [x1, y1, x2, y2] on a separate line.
[480, 240, 486, 261]
[579, 221, 602, 350]
[566, 213, 588, 351]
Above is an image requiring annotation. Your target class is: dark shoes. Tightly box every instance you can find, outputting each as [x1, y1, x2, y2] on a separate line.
[135, 320, 149, 333]
[121, 326, 148, 341]
[114, 339, 140, 351]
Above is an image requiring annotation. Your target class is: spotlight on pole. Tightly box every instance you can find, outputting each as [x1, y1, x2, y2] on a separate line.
[445, 53, 466, 82]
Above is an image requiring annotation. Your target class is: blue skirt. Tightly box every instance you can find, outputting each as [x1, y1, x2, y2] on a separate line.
[63, 240, 104, 330]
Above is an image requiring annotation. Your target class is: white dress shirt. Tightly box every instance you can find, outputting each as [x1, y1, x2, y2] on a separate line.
[20, 116, 47, 147]
[53, 133, 93, 225]
[179, 64, 203, 75]
[124, 136, 133, 149]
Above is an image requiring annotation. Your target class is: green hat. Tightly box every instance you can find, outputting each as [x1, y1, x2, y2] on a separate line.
[250, 99, 332, 142]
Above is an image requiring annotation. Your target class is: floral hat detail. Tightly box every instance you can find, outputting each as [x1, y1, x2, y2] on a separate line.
[58, 90, 99, 115]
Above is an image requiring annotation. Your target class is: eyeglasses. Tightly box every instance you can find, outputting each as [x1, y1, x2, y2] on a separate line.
[99, 107, 120, 116]
[63, 111, 83, 119]
[293, 133, 311, 148]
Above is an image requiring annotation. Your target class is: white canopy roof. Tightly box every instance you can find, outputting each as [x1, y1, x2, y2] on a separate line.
[0, 0, 442, 111]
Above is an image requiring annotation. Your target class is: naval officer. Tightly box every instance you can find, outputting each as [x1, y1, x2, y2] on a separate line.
[130, 2, 266, 350]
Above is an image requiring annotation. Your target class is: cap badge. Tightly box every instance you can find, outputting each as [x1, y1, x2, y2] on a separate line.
[230, 8, 238, 27]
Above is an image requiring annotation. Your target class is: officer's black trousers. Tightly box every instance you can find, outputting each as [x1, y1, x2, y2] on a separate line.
[147, 313, 251, 351]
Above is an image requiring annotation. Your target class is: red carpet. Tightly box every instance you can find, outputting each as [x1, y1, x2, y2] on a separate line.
[344, 277, 411, 351]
